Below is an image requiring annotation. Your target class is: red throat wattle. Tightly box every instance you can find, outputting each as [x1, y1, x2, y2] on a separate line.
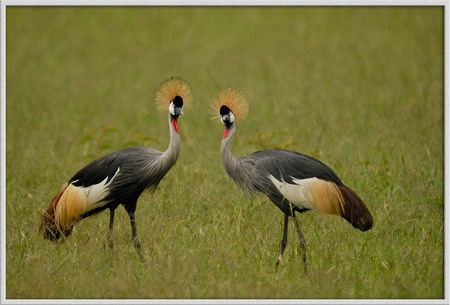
[222, 129, 229, 139]
[172, 118, 179, 133]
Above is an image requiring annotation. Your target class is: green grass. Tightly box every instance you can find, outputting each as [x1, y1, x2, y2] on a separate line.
[5, 6, 444, 299]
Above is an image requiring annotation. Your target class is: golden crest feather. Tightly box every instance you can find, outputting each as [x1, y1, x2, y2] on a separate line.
[210, 88, 249, 121]
[155, 77, 193, 112]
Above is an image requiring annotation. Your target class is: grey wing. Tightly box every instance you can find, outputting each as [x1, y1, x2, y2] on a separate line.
[70, 146, 162, 202]
[241, 149, 344, 215]
[104, 146, 164, 200]
[69, 149, 129, 187]
[246, 149, 344, 186]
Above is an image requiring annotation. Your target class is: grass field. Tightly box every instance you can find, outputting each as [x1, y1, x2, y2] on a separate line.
[5, 6, 444, 300]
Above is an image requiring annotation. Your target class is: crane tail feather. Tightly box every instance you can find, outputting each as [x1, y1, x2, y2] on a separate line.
[40, 183, 87, 241]
[336, 185, 373, 231]
[41, 172, 114, 241]
[40, 183, 70, 241]
[311, 180, 373, 231]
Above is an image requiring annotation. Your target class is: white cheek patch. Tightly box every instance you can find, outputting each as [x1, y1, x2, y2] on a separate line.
[169, 102, 175, 115]
[269, 175, 318, 210]
[229, 112, 235, 123]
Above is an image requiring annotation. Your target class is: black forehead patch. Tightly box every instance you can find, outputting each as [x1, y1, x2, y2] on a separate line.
[173, 96, 183, 107]
[220, 105, 231, 116]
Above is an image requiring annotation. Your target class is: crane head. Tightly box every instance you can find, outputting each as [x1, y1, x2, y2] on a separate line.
[220, 105, 235, 127]
[220, 105, 236, 139]
[210, 88, 249, 122]
[169, 96, 184, 133]
[170, 96, 184, 117]
[155, 77, 193, 112]
[210, 88, 248, 139]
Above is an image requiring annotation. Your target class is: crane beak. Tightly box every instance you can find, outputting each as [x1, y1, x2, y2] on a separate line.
[221, 114, 230, 125]
[221, 111, 235, 125]
[174, 107, 183, 116]
[169, 100, 183, 116]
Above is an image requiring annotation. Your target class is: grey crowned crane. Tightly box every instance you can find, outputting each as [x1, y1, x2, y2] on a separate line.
[40, 77, 193, 260]
[211, 88, 373, 272]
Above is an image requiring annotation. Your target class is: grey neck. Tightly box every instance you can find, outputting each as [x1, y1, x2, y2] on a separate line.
[220, 123, 258, 194]
[221, 123, 238, 177]
[161, 113, 181, 168]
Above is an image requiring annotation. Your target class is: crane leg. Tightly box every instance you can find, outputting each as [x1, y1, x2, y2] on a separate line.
[276, 214, 289, 266]
[124, 201, 145, 263]
[108, 208, 115, 250]
[292, 216, 307, 273]
[128, 211, 145, 263]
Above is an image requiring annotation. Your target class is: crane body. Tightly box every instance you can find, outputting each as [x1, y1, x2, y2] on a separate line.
[40, 78, 192, 260]
[213, 89, 373, 271]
